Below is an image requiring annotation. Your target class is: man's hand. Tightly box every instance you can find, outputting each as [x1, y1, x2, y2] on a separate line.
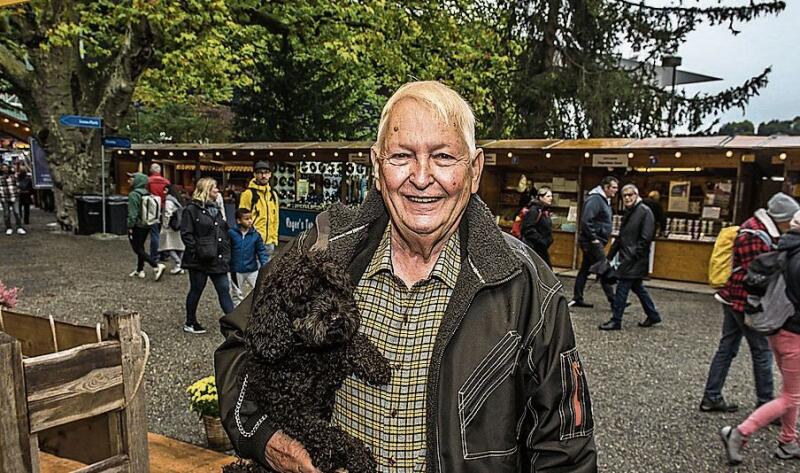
[265, 431, 320, 473]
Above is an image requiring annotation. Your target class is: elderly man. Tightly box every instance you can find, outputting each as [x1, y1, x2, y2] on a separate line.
[215, 81, 596, 472]
[599, 184, 660, 331]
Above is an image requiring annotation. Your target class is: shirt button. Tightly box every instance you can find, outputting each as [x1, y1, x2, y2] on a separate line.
[218, 255, 222, 258]
[390, 408, 398, 418]
[388, 457, 396, 466]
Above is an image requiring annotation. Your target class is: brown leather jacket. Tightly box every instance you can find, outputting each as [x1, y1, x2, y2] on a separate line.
[214, 190, 597, 472]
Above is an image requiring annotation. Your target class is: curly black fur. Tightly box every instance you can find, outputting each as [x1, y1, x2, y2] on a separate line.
[224, 249, 391, 473]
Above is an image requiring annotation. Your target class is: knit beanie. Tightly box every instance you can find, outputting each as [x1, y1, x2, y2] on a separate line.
[767, 192, 800, 222]
[791, 210, 800, 231]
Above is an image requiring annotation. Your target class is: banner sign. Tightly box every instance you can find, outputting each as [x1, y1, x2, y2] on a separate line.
[591, 153, 629, 168]
[59, 114, 102, 129]
[29, 138, 53, 189]
[103, 136, 131, 148]
[278, 208, 319, 237]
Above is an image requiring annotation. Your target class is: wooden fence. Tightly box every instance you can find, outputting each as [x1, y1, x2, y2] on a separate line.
[0, 309, 149, 472]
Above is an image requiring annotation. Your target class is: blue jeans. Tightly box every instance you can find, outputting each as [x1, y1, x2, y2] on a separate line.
[703, 305, 774, 404]
[149, 223, 161, 260]
[185, 270, 234, 326]
[611, 278, 661, 324]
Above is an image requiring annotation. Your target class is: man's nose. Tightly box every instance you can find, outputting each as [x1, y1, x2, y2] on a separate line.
[409, 156, 433, 188]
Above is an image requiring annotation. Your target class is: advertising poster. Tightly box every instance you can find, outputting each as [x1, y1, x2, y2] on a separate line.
[668, 180, 690, 213]
[29, 137, 53, 189]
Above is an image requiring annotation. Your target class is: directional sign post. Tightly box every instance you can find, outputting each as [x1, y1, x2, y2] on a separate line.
[60, 115, 109, 235]
[103, 136, 132, 149]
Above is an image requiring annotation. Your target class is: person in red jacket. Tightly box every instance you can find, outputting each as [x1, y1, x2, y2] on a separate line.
[147, 163, 170, 261]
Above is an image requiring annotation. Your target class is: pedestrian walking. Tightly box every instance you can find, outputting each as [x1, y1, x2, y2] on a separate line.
[147, 163, 170, 261]
[180, 177, 234, 334]
[0, 163, 26, 235]
[238, 161, 278, 262]
[126, 172, 166, 280]
[700, 192, 799, 413]
[521, 186, 554, 267]
[228, 208, 268, 306]
[570, 176, 618, 308]
[159, 184, 185, 274]
[720, 208, 800, 465]
[16, 168, 33, 226]
[599, 184, 661, 331]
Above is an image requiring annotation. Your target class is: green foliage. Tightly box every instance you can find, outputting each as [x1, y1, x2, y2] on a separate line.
[718, 120, 755, 136]
[120, 102, 234, 143]
[757, 117, 800, 136]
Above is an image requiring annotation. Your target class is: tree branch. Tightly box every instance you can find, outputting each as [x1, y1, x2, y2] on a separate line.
[0, 41, 32, 94]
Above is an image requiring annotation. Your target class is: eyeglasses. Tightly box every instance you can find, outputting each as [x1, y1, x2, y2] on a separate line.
[622, 193, 636, 197]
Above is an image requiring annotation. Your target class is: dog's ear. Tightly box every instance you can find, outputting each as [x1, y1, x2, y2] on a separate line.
[246, 309, 293, 363]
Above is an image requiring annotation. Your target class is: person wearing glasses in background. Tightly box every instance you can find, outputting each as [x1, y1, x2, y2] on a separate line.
[521, 186, 554, 267]
[599, 183, 661, 331]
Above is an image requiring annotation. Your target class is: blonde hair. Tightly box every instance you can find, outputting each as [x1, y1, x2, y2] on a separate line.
[192, 177, 217, 203]
[375, 81, 476, 154]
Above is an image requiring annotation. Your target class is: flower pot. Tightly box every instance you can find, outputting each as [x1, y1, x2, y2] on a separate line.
[202, 415, 233, 451]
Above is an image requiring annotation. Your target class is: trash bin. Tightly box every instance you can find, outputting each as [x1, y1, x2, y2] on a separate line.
[105, 195, 129, 235]
[75, 195, 104, 235]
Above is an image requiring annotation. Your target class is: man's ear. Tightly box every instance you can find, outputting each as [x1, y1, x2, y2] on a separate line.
[370, 146, 382, 192]
[470, 148, 485, 194]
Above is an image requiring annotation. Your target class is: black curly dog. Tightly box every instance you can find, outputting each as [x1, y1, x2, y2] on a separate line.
[224, 249, 391, 473]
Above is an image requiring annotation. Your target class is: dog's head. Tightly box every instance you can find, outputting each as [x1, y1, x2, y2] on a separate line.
[246, 249, 361, 362]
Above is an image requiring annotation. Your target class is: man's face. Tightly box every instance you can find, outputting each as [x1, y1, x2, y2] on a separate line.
[1, 165, 8, 175]
[604, 181, 619, 199]
[254, 169, 271, 185]
[372, 99, 483, 246]
[622, 188, 638, 208]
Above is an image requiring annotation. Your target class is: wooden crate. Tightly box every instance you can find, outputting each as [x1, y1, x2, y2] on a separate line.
[0, 309, 149, 472]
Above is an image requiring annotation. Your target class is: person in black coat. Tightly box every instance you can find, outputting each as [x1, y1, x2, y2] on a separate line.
[180, 177, 234, 334]
[599, 184, 661, 331]
[16, 168, 33, 225]
[642, 190, 667, 236]
[521, 186, 554, 267]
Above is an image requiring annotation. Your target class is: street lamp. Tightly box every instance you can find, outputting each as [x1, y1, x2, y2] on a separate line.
[662, 55, 682, 136]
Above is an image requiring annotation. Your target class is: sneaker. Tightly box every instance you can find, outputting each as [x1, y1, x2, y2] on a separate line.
[16, 228, 26, 235]
[598, 320, 621, 331]
[183, 323, 207, 334]
[153, 263, 166, 281]
[775, 441, 800, 460]
[714, 292, 732, 306]
[569, 299, 594, 308]
[720, 426, 746, 465]
[170, 266, 183, 275]
[5, 228, 11, 235]
[128, 270, 146, 279]
[700, 396, 739, 413]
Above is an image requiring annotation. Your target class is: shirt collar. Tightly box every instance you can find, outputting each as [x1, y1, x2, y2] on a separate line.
[363, 222, 461, 289]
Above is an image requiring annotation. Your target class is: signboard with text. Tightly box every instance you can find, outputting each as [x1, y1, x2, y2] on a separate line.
[278, 208, 320, 237]
[59, 114, 102, 129]
[591, 153, 629, 168]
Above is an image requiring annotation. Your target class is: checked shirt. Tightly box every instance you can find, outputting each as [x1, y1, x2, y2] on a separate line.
[331, 223, 460, 472]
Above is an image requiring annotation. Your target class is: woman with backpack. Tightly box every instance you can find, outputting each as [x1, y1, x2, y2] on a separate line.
[720, 209, 800, 464]
[521, 186, 554, 267]
[180, 177, 234, 334]
[126, 172, 166, 280]
[159, 184, 185, 274]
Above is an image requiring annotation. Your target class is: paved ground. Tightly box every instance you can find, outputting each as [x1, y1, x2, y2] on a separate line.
[3, 208, 798, 472]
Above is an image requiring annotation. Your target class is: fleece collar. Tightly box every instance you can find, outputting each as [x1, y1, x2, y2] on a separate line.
[589, 185, 611, 205]
[324, 188, 521, 285]
[755, 208, 781, 238]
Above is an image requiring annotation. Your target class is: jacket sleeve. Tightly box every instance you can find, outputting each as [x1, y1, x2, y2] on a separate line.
[127, 193, 141, 228]
[255, 234, 268, 266]
[580, 196, 600, 242]
[180, 207, 196, 252]
[215, 231, 310, 467]
[521, 208, 542, 244]
[520, 292, 597, 471]
[634, 208, 655, 261]
[239, 189, 253, 211]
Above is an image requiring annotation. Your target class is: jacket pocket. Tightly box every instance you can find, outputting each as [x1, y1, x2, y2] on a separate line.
[195, 235, 219, 261]
[558, 347, 594, 441]
[458, 331, 521, 460]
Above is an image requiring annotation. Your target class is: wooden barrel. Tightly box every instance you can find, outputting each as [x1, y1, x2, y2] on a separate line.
[202, 415, 233, 451]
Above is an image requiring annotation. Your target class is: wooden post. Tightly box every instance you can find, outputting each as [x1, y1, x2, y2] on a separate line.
[105, 311, 149, 472]
[0, 332, 34, 472]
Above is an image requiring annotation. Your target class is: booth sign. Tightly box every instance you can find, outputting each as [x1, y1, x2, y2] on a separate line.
[279, 208, 319, 237]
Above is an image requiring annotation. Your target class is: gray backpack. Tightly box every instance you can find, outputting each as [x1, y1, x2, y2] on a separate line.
[743, 251, 794, 335]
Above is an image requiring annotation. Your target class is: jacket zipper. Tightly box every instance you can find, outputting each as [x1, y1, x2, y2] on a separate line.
[571, 360, 583, 428]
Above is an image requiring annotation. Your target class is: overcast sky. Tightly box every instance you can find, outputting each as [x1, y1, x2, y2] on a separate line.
[661, 0, 799, 130]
